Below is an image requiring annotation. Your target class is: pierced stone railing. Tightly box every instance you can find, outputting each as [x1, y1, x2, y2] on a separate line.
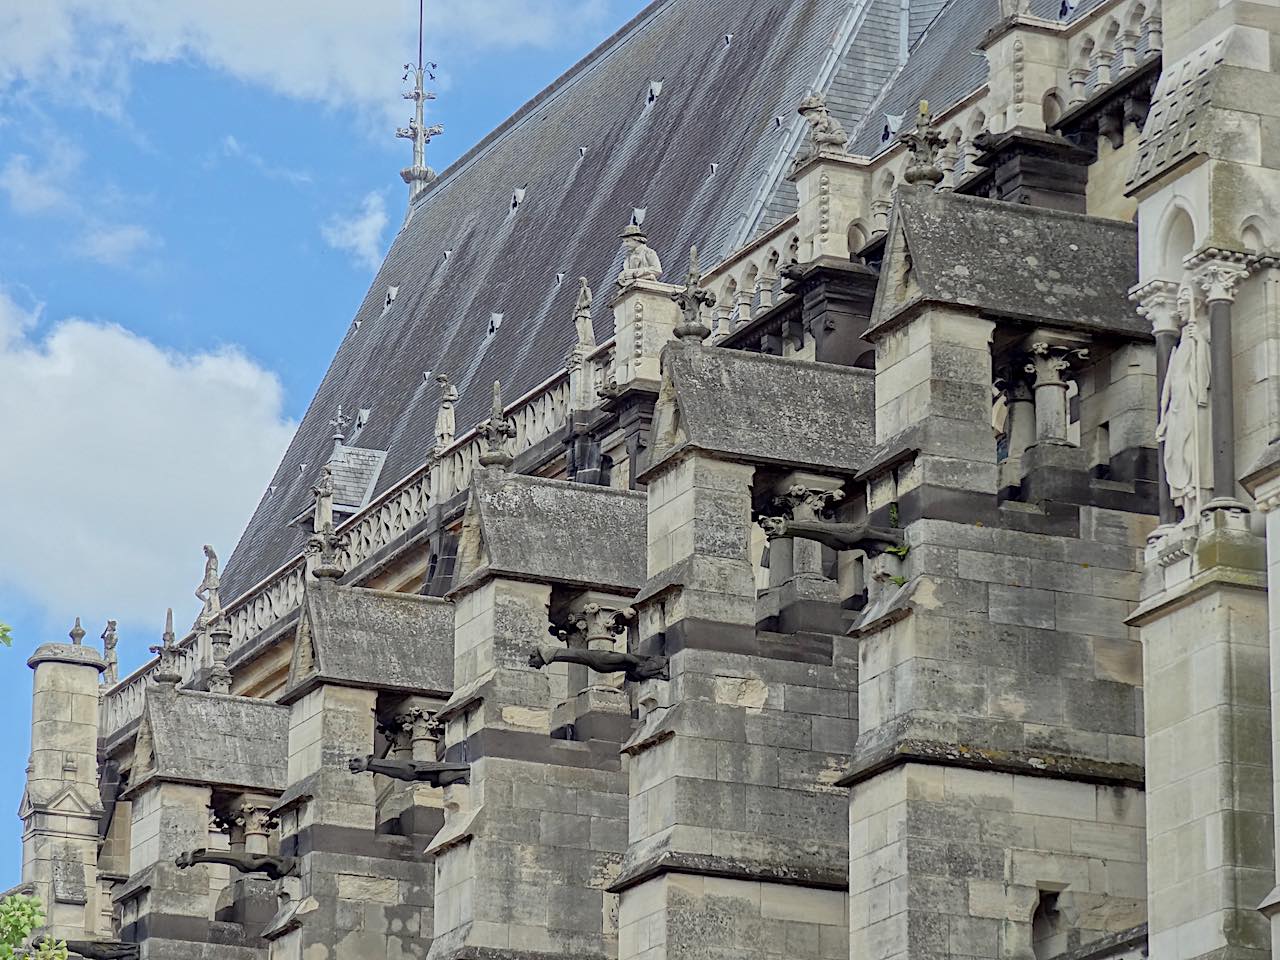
[99, 346, 608, 739]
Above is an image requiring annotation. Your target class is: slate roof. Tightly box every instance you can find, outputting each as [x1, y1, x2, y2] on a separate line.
[870, 185, 1142, 334]
[643, 343, 877, 476]
[285, 582, 454, 700]
[222, 0, 871, 597]
[139, 688, 289, 793]
[458, 475, 647, 593]
[847, 0, 1112, 157]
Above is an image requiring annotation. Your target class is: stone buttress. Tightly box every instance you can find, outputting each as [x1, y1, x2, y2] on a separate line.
[842, 185, 1157, 960]
[428, 473, 645, 959]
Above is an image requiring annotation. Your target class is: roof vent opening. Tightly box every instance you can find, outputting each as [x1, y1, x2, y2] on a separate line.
[578, 146, 588, 159]
[773, 114, 785, 129]
[646, 79, 663, 105]
[631, 207, 647, 227]
[1058, 0, 1077, 19]
[348, 407, 372, 444]
[881, 113, 905, 143]
[443, 249, 452, 262]
[488, 312, 504, 336]
[708, 162, 719, 177]
[724, 33, 734, 47]
[379, 285, 399, 317]
[299, 462, 308, 475]
[555, 272, 566, 287]
[509, 186, 527, 215]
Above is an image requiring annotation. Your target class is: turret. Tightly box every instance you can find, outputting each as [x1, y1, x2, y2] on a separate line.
[21, 619, 107, 942]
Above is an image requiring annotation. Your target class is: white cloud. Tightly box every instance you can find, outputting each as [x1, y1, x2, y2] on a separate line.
[220, 134, 312, 185]
[0, 147, 79, 214]
[322, 192, 389, 271]
[0, 285, 296, 632]
[77, 222, 160, 266]
[0, 1, 615, 114]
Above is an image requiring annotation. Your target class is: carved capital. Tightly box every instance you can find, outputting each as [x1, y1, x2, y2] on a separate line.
[1024, 341, 1089, 386]
[234, 799, 278, 838]
[555, 603, 636, 646]
[1129, 279, 1181, 335]
[1192, 258, 1250, 304]
[773, 483, 843, 520]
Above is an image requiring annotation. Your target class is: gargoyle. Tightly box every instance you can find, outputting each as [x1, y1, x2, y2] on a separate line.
[174, 849, 297, 881]
[758, 517, 904, 557]
[528, 644, 669, 683]
[65, 943, 139, 960]
[348, 756, 470, 787]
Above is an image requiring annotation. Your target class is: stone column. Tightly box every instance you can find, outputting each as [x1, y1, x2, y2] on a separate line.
[761, 473, 845, 633]
[234, 798, 277, 857]
[1134, 280, 1182, 528]
[1067, 67, 1089, 105]
[1194, 256, 1251, 511]
[996, 363, 1036, 489]
[22, 629, 106, 942]
[1025, 340, 1088, 446]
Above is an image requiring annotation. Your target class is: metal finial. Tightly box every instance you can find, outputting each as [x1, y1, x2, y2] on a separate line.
[397, 0, 443, 203]
[478, 380, 516, 470]
[69, 617, 85, 645]
[671, 246, 716, 344]
[901, 100, 946, 187]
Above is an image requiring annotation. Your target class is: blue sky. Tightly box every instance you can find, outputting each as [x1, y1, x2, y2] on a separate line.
[0, 0, 645, 885]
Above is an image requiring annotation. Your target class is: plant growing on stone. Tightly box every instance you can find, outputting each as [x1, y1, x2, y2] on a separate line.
[0, 622, 11, 648]
[0, 894, 69, 960]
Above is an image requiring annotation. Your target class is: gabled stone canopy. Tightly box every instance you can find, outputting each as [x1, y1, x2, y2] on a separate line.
[870, 184, 1143, 335]
[130, 688, 288, 795]
[454, 473, 646, 593]
[643, 342, 876, 477]
[283, 580, 454, 702]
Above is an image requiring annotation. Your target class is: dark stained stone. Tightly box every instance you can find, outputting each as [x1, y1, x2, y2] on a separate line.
[870, 185, 1142, 336]
[643, 343, 876, 477]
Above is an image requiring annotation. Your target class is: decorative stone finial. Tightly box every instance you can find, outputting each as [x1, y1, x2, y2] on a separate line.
[306, 464, 344, 579]
[207, 616, 233, 695]
[901, 100, 947, 187]
[478, 380, 516, 471]
[150, 608, 183, 686]
[195, 544, 221, 624]
[68, 617, 85, 645]
[574, 277, 596, 348]
[617, 222, 663, 286]
[796, 92, 849, 165]
[671, 246, 716, 343]
[101, 620, 119, 685]
[329, 405, 349, 454]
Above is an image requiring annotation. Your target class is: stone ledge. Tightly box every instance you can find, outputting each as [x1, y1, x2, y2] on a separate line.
[607, 849, 847, 894]
[839, 738, 1144, 789]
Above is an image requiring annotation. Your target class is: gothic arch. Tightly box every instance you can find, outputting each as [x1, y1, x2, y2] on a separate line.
[1158, 203, 1198, 276]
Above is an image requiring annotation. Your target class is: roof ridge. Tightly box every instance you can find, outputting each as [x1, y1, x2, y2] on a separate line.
[408, 0, 675, 207]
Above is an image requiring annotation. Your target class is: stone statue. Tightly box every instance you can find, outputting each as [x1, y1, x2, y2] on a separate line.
[757, 516, 905, 557]
[175, 849, 297, 881]
[348, 756, 471, 787]
[1157, 286, 1211, 523]
[528, 644, 669, 683]
[574, 278, 596, 347]
[64, 942, 140, 960]
[797, 93, 848, 162]
[617, 224, 663, 285]
[101, 620, 119, 685]
[434, 374, 458, 450]
[195, 544, 221, 621]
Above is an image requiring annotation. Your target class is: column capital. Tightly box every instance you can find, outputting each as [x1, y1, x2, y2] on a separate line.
[1129, 278, 1181, 335]
[1185, 249, 1251, 303]
[1024, 340, 1089, 386]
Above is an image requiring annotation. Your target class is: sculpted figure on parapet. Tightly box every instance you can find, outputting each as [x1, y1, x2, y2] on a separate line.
[617, 223, 663, 285]
[796, 92, 848, 162]
[195, 544, 220, 622]
[1156, 281, 1211, 524]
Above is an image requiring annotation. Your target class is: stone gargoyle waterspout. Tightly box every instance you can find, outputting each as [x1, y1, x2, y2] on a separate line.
[756, 515, 905, 557]
[174, 849, 297, 881]
[527, 644, 669, 683]
[347, 756, 471, 787]
[64, 943, 140, 960]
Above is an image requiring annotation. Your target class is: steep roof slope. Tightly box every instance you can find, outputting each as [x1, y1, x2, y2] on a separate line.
[223, 0, 880, 596]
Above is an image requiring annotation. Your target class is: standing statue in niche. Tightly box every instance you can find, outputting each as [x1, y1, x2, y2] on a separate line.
[1156, 283, 1211, 524]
